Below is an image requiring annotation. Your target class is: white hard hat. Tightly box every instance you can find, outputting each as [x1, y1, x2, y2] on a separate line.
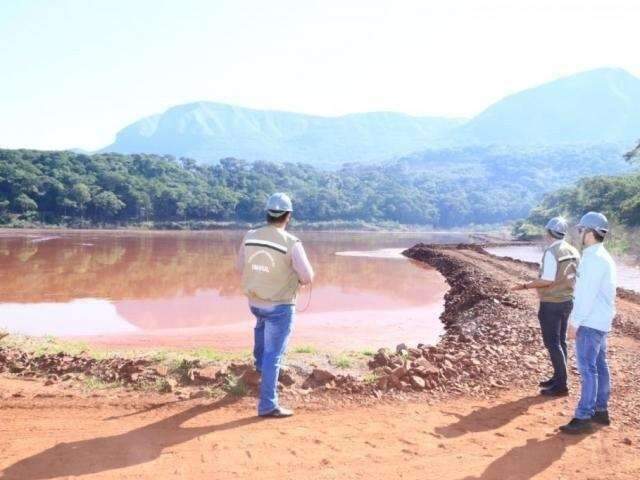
[545, 217, 568, 237]
[577, 211, 609, 236]
[265, 192, 293, 217]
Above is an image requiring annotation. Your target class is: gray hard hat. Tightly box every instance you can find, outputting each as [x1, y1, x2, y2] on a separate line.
[265, 192, 293, 217]
[577, 211, 609, 236]
[545, 216, 568, 237]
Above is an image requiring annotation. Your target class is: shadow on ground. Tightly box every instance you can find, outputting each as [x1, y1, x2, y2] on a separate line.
[460, 433, 587, 480]
[435, 395, 554, 438]
[0, 395, 260, 480]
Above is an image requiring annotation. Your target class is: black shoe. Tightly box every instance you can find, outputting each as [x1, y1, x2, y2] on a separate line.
[560, 418, 594, 434]
[259, 407, 294, 418]
[591, 411, 611, 426]
[539, 378, 555, 388]
[540, 387, 569, 397]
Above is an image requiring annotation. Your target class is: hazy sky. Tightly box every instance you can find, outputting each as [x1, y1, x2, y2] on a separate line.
[1, 0, 639, 151]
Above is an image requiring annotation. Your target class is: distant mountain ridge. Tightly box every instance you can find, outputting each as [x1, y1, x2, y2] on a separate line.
[103, 103, 464, 168]
[102, 68, 640, 167]
[449, 68, 640, 146]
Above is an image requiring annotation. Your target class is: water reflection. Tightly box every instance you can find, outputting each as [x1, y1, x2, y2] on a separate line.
[0, 299, 137, 336]
[0, 230, 464, 350]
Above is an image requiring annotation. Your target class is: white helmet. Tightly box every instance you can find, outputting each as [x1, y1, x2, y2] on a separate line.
[577, 211, 609, 237]
[265, 192, 293, 217]
[545, 216, 568, 238]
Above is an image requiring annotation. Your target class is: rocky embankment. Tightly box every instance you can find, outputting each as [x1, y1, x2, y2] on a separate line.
[0, 346, 368, 399]
[366, 243, 549, 396]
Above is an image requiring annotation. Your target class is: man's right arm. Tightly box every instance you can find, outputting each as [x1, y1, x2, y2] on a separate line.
[512, 251, 554, 291]
[292, 242, 315, 285]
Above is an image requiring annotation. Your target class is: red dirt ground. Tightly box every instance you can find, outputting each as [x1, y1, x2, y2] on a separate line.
[1, 376, 639, 480]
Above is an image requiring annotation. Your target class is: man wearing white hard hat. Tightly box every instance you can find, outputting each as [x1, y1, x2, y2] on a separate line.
[512, 217, 580, 396]
[236, 192, 314, 418]
[560, 212, 616, 434]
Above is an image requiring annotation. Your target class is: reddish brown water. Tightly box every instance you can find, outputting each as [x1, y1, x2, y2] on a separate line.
[0, 230, 469, 351]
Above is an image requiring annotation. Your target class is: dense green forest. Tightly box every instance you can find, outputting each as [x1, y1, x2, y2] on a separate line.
[0, 146, 631, 228]
[516, 140, 640, 238]
[525, 174, 640, 226]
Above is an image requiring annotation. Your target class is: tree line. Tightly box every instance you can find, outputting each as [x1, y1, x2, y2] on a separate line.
[516, 140, 640, 237]
[0, 146, 630, 228]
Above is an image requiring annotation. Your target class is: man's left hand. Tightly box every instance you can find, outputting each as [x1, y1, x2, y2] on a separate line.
[568, 324, 578, 340]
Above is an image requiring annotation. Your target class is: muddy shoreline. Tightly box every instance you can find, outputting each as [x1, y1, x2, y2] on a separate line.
[2, 243, 639, 411]
[0, 244, 551, 401]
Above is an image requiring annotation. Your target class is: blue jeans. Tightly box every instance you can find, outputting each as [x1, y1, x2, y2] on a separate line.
[575, 326, 611, 419]
[250, 304, 294, 415]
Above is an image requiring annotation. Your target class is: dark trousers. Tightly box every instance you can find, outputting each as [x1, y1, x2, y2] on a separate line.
[538, 300, 572, 388]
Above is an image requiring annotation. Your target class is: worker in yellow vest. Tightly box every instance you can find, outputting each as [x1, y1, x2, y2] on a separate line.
[512, 217, 580, 396]
[236, 193, 315, 418]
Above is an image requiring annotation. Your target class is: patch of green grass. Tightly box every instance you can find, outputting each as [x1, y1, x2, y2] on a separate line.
[56, 340, 90, 356]
[220, 349, 251, 362]
[171, 348, 250, 364]
[3, 334, 251, 372]
[292, 345, 318, 354]
[90, 349, 120, 361]
[205, 386, 225, 399]
[189, 347, 227, 362]
[167, 359, 193, 383]
[223, 374, 248, 397]
[2, 334, 119, 360]
[147, 350, 170, 363]
[362, 372, 380, 385]
[331, 354, 353, 369]
[12, 335, 91, 357]
[135, 377, 173, 393]
[359, 349, 375, 357]
[82, 377, 122, 390]
[154, 378, 172, 394]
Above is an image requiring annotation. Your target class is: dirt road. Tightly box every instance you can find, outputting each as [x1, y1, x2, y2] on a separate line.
[1, 245, 639, 479]
[1, 377, 638, 480]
